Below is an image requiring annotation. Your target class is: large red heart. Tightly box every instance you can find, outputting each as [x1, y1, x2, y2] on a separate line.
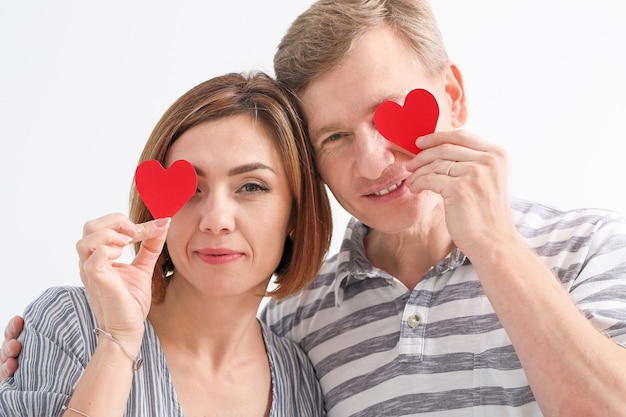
[135, 159, 197, 219]
[373, 88, 439, 155]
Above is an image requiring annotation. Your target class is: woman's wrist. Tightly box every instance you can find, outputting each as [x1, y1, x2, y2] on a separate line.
[93, 328, 144, 371]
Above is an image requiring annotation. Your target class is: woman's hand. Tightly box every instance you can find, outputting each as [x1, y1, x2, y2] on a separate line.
[76, 214, 170, 350]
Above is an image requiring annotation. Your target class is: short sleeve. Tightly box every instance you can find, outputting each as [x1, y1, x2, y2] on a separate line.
[0, 286, 96, 416]
[568, 211, 626, 346]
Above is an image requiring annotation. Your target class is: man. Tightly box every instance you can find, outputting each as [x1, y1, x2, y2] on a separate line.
[4, 1, 626, 416]
[261, 1, 626, 416]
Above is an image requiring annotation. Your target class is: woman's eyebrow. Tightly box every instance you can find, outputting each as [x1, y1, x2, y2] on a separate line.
[192, 162, 276, 178]
[228, 162, 276, 176]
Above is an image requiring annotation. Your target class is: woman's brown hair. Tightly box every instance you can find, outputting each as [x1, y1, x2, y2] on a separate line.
[128, 72, 332, 302]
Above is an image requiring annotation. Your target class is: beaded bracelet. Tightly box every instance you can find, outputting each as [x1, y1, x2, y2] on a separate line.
[93, 328, 144, 371]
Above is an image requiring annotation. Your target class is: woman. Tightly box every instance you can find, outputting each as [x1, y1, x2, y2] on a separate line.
[0, 72, 332, 416]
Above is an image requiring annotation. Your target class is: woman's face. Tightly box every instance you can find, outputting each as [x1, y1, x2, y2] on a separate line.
[164, 114, 293, 299]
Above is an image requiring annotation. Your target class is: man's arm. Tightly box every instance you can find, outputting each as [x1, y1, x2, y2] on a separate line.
[410, 131, 626, 416]
[0, 316, 23, 381]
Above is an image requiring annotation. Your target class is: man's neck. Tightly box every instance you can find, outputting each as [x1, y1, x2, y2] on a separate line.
[364, 226, 454, 290]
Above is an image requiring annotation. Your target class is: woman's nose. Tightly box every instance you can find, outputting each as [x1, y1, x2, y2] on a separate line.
[197, 192, 236, 234]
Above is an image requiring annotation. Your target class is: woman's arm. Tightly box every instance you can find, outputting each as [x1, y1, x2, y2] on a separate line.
[1, 215, 169, 417]
[61, 215, 170, 417]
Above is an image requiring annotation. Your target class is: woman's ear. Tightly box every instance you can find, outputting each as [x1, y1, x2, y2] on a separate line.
[444, 62, 468, 128]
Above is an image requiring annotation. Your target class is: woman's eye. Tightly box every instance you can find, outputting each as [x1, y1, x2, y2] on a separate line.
[241, 183, 269, 193]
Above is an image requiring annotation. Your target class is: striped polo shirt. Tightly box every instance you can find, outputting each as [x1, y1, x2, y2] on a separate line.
[261, 198, 626, 416]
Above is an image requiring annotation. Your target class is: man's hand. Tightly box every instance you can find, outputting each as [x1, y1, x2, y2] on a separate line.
[0, 315, 24, 381]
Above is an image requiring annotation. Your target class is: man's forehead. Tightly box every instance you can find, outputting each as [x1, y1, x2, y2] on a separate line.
[301, 91, 369, 134]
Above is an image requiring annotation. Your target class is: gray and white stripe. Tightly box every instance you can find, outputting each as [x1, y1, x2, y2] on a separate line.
[0, 286, 325, 416]
[262, 198, 626, 416]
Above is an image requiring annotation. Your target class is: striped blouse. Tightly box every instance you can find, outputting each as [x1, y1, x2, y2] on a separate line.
[261, 198, 626, 416]
[0, 286, 324, 416]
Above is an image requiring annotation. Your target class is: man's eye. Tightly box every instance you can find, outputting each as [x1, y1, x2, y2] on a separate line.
[327, 133, 343, 142]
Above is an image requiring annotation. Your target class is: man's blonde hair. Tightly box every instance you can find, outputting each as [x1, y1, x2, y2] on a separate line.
[274, 0, 449, 94]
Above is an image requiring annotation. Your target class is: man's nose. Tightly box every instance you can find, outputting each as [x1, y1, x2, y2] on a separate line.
[352, 126, 395, 180]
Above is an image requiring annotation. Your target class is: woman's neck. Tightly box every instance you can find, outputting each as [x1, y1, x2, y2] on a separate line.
[147, 281, 272, 417]
[147, 282, 266, 367]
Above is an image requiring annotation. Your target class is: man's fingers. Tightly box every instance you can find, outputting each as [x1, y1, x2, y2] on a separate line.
[1, 339, 22, 360]
[1, 317, 24, 380]
[4, 316, 24, 340]
[0, 358, 19, 381]
[1, 316, 25, 370]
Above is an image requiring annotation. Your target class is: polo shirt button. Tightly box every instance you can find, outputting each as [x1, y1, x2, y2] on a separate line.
[407, 315, 420, 328]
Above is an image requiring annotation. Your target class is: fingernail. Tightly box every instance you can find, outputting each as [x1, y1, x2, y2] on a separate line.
[153, 218, 171, 228]
[120, 234, 133, 243]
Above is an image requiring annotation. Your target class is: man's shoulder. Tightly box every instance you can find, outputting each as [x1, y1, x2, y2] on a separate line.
[271, 253, 339, 304]
[260, 254, 341, 335]
[511, 197, 626, 263]
[512, 197, 625, 230]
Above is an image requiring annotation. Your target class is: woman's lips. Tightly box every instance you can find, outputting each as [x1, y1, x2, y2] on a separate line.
[195, 248, 244, 265]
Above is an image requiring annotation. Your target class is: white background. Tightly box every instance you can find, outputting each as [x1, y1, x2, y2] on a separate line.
[1, 1, 625, 328]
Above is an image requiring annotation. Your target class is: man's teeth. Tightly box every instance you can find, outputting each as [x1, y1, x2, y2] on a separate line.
[374, 182, 401, 196]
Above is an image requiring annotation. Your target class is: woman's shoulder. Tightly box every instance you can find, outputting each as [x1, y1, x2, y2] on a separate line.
[23, 286, 88, 320]
[22, 286, 95, 343]
[259, 320, 325, 416]
[34, 285, 86, 299]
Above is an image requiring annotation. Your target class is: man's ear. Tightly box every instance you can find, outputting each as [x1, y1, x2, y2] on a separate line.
[444, 62, 468, 128]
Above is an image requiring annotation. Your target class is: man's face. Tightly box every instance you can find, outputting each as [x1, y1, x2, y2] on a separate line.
[300, 24, 462, 234]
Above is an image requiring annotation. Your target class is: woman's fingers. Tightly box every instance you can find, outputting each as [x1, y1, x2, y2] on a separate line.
[131, 218, 171, 270]
[76, 228, 132, 264]
[76, 215, 170, 285]
[77, 215, 170, 262]
[82, 213, 139, 239]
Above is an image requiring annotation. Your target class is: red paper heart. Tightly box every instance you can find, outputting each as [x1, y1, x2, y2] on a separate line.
[135, 159, 197, 219]
[373, 88, 439, 155]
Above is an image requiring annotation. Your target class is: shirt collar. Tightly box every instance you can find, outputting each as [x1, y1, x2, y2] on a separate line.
[333, 218, 469, 304]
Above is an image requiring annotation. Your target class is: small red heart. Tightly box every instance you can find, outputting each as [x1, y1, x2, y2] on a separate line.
[373, 88, 439, 155]
[135, 159, 197, 219]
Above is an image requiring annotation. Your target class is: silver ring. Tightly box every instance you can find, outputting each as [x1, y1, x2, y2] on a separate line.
[446, 161, 457, 176]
